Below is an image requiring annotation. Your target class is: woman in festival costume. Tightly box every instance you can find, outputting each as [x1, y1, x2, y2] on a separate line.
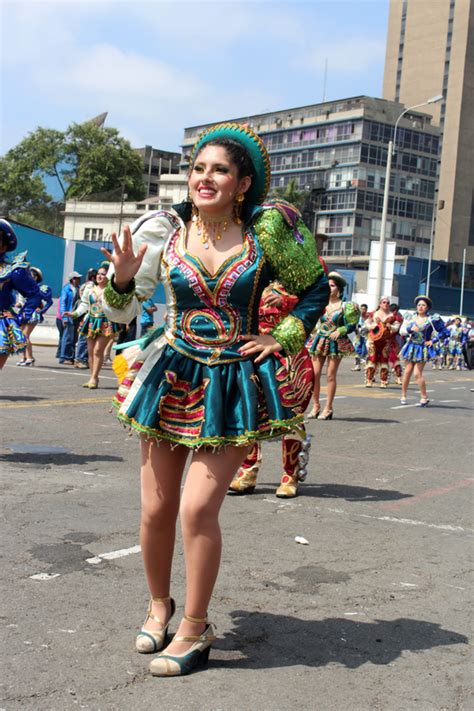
[64, 266, 119, 389]
[307, 272, 359, 419]
[16, 266, 53, 366]
[400, 295, 447, 406]
[387, 303, 404, 385]
[0, 220, 41, 370]
[352, 303, 368, 371]
[447, 316, 465, 370]
[227, 281, 313, 498]
[100, 123, 328, 677]
[364, 296, 401, 388]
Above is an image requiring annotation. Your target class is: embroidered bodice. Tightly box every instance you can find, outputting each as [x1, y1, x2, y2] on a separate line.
[314, 301, 359, 337]
[403, 314, 447, 345]
[163, 229, 269, 364]
[75, 284, 107, 319]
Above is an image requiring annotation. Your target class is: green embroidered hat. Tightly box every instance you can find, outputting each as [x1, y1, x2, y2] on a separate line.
[189, 122, 271, 205]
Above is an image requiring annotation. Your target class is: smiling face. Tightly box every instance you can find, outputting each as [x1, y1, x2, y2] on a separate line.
[188, 145, 251, 217]
[96, 268, 108, 286]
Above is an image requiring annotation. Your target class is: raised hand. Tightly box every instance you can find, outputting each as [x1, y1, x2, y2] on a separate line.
[101, 225, 147, 290]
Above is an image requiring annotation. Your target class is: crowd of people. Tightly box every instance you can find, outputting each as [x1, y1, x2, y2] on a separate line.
[0, 120, 473, 679]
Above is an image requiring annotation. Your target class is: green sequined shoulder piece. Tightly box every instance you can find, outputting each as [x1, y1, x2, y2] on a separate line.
[253, 208, 323, 293]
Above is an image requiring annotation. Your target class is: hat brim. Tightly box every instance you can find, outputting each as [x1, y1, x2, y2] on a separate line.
[0, 219, 18, 252]
[189, 123, 271, 205]
[328, 271, 347, 289]
[30, 267, 43, 282]
[414, 295, 433, 310]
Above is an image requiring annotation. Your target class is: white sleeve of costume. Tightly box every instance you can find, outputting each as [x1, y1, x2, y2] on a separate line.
[103, 211, 174, 324]
[74, 282, 93, 318]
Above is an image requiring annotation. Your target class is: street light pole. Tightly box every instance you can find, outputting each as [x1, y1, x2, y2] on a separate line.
[374, 94, 443, 304]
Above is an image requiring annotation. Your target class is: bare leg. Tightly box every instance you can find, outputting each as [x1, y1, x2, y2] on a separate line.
[166, 445, 249, 655]
[323, 357, 341, 413]
[140, 438, 188, 634]
[310, 355, 325, 415]
[24, 323, 36, 360]
[90, 335, 110, 385]
[401, 361, 414, 400]
[414, 362, 427, 400]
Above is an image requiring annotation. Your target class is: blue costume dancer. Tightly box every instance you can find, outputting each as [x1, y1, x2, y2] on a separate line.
[101, 123, 329, 677]
[16, 266, 53, 366]
[0, 220, 41, 370]
[400, 295, 447, 406]
[447, 317, 465, 369]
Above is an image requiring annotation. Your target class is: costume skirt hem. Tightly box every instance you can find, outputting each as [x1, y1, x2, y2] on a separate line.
[113, 400, 305, 450]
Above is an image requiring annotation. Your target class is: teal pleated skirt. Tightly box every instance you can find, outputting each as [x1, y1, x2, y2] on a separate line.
[113, 341, 306, 449]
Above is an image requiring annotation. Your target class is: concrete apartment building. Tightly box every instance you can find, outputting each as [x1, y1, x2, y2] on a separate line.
[135, 146, 181, 197]
[383, 0, 474, 266]
[181, 96, 440, 266]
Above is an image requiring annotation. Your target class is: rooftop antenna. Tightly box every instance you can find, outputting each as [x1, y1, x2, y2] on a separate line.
[322, 58, 328, 103]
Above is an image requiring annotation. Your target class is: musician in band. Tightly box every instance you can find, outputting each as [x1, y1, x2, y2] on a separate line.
[364, 296, 402, 388]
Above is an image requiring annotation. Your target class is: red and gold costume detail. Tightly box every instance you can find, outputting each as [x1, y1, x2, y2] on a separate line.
[388, 311, 404, 383]
[365, 311, 402, 387]
[228, 282, 313, 498]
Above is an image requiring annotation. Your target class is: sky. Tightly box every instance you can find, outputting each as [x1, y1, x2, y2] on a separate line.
[1, 0, 389, 155]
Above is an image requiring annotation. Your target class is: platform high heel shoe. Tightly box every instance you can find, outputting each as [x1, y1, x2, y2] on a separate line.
[149, 614, 216, 676]
[136, 596, 176, 654]
[319, 409, 333, 420]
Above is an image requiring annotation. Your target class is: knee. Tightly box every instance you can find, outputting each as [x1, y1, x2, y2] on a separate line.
[180, 499, 217, 534]
[141, 498, 178, 531]
[326, 371, 336, 384]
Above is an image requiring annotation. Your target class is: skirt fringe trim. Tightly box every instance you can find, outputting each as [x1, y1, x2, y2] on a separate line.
[112, 400, 305, 450]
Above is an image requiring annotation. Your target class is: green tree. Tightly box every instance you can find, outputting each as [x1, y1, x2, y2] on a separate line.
[0, 120, 146, 233]
[270, 178, 307, 209]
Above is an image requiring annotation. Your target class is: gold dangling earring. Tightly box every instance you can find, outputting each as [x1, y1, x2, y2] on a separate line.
[233, 193, 244, 225]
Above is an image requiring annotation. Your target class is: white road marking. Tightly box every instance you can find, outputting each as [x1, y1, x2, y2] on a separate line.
[451, 386, 467, 390]
[6, 364, 116, 381]
[30, 573, 61, 581]
[321, 506, 471, 533]
[438, 399, 460, 403]
[85, 544, 141, 565]
[391, 403, 422, 409]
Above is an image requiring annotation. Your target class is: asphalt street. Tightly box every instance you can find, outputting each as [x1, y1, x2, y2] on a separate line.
[1, 347, 473, 711]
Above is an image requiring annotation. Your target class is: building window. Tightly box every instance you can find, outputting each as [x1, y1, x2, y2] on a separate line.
[84, 228, 104, 241]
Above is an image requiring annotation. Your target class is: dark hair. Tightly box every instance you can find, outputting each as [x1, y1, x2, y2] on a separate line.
[87, 268, 98, 281]
[193, 137, 255, 181]
[390, 303, 398, 311]
[361, 303, 368, 309]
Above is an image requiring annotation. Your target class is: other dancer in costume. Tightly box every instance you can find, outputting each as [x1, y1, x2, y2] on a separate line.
[0, 220, 41, 370]
[388, 303, 404, 384]
[64, 266, 119, 389]
[100, 123, 328, 677]
[228, 282, 314, 498]
[364, 296, 401, 388]
[16, 266, 53, 366]
[400, 295, 447, 406]
[352, 303, 368, 371]
[307, 272, 359, 419]
[447, 316, 464, 370]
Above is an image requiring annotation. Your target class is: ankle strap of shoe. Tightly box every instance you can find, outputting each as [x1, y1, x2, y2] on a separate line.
[184, 613, 208, 624]
[151, 596, 171, 603]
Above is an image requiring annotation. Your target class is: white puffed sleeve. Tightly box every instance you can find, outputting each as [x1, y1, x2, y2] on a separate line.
[103, 211, 178, 324]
